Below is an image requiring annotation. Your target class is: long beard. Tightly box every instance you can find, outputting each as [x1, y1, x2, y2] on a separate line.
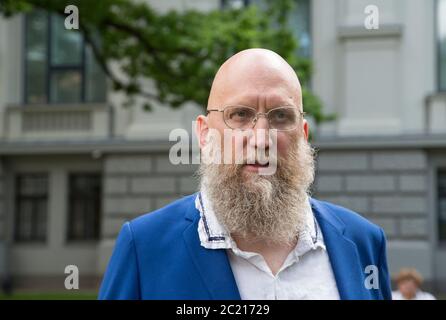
[197, 132, 316, 246]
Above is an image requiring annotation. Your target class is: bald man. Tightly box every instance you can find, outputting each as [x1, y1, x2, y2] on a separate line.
[99, 49, 392, 300]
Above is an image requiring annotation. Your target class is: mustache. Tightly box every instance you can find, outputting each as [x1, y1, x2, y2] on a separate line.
[243, 150, 276, 164]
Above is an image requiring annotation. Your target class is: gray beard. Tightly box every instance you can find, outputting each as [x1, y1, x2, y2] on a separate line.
[198, 135, 315, 246]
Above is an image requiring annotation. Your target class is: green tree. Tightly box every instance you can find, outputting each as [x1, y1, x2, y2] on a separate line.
[0, 0, 334, 124]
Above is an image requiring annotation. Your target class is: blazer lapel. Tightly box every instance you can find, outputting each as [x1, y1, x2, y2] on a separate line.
[183, 199, 241, 300]
[310, 198, 371, 300]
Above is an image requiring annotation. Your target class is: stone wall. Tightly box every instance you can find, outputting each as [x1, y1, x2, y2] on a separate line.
[101, 153, 198, 240]
[314, 149, 428, 241]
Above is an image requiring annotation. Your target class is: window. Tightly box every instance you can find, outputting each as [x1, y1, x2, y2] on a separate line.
[438, 169, 446, 242]
[14, 174, 48, 242]
[221, 0, 311, 58]
[67, 173, 102, 241]
[438, 0, 446, 91]
[288, 0, 311, 58]
[24, 10, 106, 104]
[221, 0, 250, 9]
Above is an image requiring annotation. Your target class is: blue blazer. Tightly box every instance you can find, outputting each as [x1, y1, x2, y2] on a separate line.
[98, 194, 392, 300]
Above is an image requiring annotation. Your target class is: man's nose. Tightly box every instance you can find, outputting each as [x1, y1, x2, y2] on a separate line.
[250, 117, 270, 149]
[253, 115, 269, 130]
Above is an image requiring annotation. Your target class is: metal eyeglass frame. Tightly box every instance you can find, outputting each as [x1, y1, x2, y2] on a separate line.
[206, 105, 306, 131]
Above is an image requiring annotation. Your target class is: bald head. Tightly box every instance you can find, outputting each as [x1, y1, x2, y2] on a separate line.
[207, 48, 302, 111]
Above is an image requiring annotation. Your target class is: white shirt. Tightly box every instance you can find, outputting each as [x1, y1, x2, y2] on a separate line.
[196, 190, 340, 300]
[392, 290, 436, 300]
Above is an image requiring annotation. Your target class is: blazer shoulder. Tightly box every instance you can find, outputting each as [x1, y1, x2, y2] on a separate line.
[313, 198, 384, 242]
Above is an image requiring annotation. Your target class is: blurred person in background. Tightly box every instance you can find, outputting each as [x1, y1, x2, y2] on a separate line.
[392, 268, 436, 300]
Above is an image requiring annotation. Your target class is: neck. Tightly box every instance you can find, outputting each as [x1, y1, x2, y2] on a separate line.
[232, 233, 298, 275]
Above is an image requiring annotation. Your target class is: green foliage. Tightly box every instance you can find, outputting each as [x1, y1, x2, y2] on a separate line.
[0, 0, 335, 124]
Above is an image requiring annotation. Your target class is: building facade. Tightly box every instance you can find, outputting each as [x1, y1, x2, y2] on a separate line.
[0, 0, 446, 293]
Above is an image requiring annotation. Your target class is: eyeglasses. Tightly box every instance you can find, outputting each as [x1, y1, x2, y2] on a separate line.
[207, 105, 305, 131]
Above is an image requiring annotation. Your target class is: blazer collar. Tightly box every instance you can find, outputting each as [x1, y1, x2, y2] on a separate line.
[310, 198, 371, 299]
[183, 194, 241, 300]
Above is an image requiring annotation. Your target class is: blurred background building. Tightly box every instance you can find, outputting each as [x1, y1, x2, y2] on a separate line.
[0, 0, 446, 295]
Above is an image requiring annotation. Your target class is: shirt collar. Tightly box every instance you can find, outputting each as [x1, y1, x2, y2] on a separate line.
[196, 188, 326, 254]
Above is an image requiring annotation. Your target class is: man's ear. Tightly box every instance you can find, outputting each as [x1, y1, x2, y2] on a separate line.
[302, 118, 309, 141]
[196, 114, 209, 149]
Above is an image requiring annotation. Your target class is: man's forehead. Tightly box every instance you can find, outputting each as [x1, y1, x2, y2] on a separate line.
[209, 75, 302, 109]
[220, 91, 299, 109]
[208, 49, 302, 109]
[218, 57, 297, 87]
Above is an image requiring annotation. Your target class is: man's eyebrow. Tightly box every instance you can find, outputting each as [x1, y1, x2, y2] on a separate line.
[223, 100, 295, 108]
[222, 92, 297, 109]
[265, 102, 297, 108]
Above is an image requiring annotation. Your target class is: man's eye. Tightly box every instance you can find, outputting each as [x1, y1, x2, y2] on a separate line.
[273, 111, 288, 121]
[231, 110, 248, 119]
[275, 111, 286, 119]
